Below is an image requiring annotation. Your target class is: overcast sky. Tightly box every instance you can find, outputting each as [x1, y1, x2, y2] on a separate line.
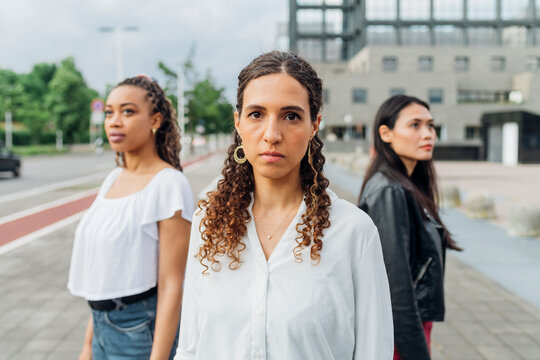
[0, 0, 288, 101]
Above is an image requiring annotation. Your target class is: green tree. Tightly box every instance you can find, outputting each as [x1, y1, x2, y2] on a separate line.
[185, 75, 234, 134]
[17, 63, 58, 141]
[157, 45, 233, 135]
[46, 57, 98, 143]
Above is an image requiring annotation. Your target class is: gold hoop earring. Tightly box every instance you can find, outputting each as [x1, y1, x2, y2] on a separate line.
[234, 144, 247, 164]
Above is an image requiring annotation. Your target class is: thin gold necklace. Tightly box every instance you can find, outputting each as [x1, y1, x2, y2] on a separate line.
[253, 200, 301, 240]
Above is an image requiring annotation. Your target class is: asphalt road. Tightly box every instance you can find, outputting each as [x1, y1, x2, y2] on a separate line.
[0, 152, 116, 197]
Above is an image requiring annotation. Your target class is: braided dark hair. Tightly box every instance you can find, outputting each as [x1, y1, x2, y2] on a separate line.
[114, 76, 182, 171]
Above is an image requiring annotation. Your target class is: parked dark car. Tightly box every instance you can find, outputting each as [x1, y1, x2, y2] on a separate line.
[0, 141, 21, 177]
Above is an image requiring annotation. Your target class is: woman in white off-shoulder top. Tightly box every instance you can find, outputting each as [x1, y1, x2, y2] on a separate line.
[68, 75, 194, 360]
[175, 52, 393, 360]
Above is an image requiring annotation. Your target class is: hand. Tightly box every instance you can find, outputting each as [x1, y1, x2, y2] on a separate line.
[78, 344, 92, 360]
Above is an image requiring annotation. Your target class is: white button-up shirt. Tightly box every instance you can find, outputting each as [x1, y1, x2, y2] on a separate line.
[176, 190, 393, 360]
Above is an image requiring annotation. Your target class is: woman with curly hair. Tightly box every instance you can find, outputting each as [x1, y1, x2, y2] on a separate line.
[68, 75, 193, 360]
[175, 51, 393, 359]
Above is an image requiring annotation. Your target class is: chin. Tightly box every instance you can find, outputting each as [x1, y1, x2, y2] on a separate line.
[417, 154, 433, 161]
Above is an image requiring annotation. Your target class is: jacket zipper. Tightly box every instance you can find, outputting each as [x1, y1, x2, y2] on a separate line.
[413, 257, 433, 289]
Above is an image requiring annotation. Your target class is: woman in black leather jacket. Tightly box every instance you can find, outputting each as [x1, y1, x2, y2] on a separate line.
[358, 95, 461, 360]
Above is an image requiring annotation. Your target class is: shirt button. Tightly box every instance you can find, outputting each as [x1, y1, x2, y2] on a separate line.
[254, 351, 263, 358]
[255, 309, 263, 316]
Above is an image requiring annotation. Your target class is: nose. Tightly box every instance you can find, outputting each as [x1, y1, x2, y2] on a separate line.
[422, 124, 434, 139]
[107, 113, 122, 128]
[263, 115, 282, 144]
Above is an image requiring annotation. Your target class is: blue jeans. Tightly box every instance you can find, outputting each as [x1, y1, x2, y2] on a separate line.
[91, 293, 178, 360]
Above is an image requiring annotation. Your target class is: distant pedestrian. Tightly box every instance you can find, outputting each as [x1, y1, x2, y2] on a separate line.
[175, 51, 393, 359]
[358, 95, 462, 360]
[68, 75, 194, 360]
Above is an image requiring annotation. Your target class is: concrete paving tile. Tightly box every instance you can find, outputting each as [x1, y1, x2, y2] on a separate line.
[459, 331, 502, 345]
[476, 345, 522, 360]
[512, 346, 540, 360]
[438, 343, 484, 360]
[501, 333, 540, 348]
[13, 350, 51, 360]
[45, 349, 79, 360]
[0, 342, 23, 359]
[519, 323, 540, 340]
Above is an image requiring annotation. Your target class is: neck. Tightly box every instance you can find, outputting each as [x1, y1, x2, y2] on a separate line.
[399, 156, 417, 176]
[123, 142, 162, 173]
[253, 170, 304, 214]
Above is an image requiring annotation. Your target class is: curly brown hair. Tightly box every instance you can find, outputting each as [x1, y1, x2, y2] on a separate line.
[113, 76, 182, 171]
[197, 51, 331, 273]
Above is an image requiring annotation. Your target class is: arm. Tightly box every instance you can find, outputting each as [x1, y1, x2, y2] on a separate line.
[353, 229, 394, 359]
[150, 210, 191, 360]
[362, 186, 431, 360]
[78, 316, 93, 360]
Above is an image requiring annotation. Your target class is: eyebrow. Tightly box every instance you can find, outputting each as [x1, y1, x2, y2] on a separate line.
[244, 104, 305, 113]
[409, 117, 434, 122]
[105, 102, 139, 108]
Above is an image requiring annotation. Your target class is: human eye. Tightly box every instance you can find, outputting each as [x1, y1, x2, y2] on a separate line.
[123, 108, 135, 115]
[248, 111, 263, 119]
[284, 112, 300, 121]
[104, 110, 113, 117]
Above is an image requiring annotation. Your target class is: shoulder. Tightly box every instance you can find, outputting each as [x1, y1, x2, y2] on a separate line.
[329, 191, 373, 228]
[326, 190, 379, 252]
[153, 168, 191, 189]
[104, 167, 122, 182]
[98, 167, 122, 195]
[360, 171, 406, 204]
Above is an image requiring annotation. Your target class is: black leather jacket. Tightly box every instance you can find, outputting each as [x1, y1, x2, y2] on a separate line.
[358, 169, 445, 360]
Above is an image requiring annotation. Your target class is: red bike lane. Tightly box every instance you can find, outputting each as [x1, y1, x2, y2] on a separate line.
[0, 152, 215, 248]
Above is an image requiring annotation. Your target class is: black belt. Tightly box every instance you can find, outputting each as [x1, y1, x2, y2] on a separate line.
[88, 286, 157, 311]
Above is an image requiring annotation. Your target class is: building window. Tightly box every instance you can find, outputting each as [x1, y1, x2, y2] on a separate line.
[465, 126, 481, 139]
[390, 88, 405, 96]
[382, 56, 398, 72]
[525, 56, 540, 71]
[455, 56, 469, 72]
[491, 56, 506, 72]
[428, 88, 444, 104]
[352, 88, 367, 103]
[434, 125, 442, 139]
[418, 56, 433, 72]
[323, 89, 330, 104]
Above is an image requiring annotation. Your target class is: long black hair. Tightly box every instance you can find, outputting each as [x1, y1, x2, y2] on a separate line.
[360, 94, 461, 250]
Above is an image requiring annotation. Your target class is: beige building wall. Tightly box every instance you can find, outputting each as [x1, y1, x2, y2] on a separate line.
[315, 46, 540, 143]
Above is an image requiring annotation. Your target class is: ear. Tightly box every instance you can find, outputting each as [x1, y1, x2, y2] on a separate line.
[379, 125, 393, 144]
[234, 111, 241, 136]
[151, 113, 163, 129]
[310, 113, 322, 139]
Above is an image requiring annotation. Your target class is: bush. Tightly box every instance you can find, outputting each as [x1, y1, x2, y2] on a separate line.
[0, 129, 61, 145]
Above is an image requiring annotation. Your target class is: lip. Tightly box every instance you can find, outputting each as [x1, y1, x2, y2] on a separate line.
[420, 145, 433, 150]
[260, 151, 284, 163]
[108, 133, 126, 143]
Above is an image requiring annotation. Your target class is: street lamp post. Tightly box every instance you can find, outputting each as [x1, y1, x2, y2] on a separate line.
[99, 26, 138, 82]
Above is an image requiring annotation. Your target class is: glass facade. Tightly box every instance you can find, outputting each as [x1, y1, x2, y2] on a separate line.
[290, 0, 540, 62]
